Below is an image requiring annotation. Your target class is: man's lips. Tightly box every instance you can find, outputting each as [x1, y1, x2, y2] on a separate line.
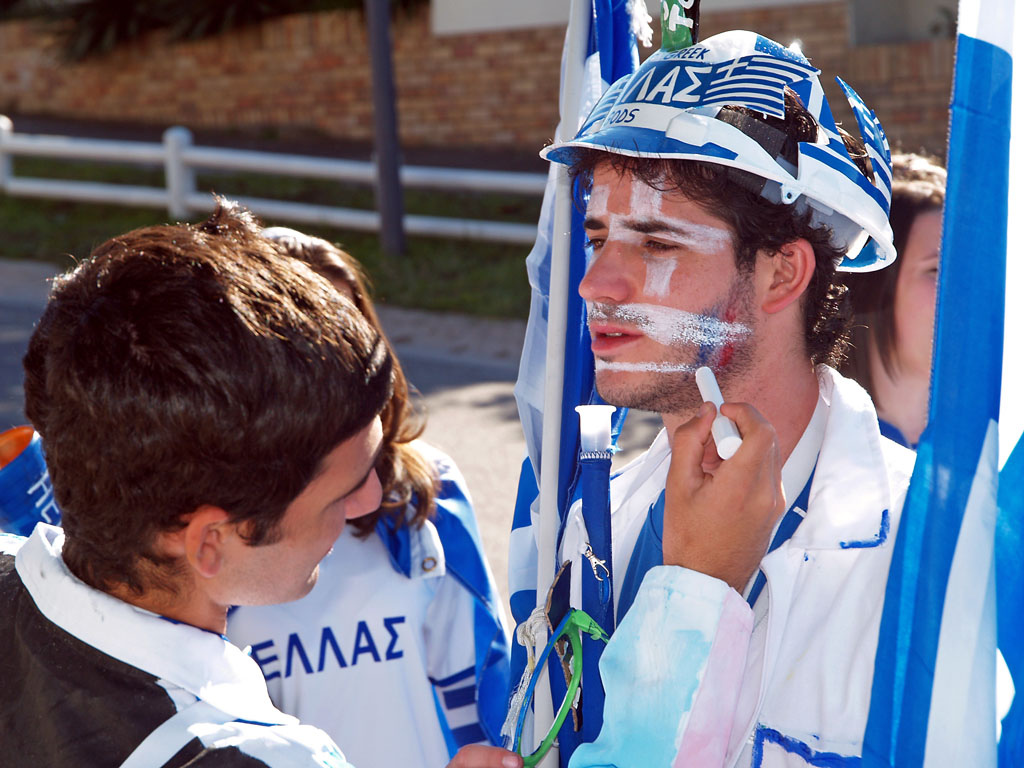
[589, 324, 643, 354]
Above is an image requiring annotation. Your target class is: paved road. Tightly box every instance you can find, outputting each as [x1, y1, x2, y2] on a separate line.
[0, 261, 660, 621]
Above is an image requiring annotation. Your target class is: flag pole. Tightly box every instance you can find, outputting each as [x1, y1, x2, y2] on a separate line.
[533, 0, 590, 761]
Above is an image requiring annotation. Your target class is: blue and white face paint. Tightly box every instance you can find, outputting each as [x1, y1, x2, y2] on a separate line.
[581, 166, 757, 413]
[588, 302, 751, 349]
[586, 176, 735, 302]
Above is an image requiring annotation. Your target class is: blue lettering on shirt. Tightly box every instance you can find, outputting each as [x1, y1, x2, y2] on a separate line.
[250, 640, 281, 681]
[383, 616, 405, 660]
[286, 632, 314, 677]
[249, 616, 408, 679]
[318, 626, 347, 671]
[352, 620, 382, 665]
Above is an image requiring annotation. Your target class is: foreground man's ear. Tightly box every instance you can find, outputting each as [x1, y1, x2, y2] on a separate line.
[162, 505, 233, 579]
[761, 238, 816, 315]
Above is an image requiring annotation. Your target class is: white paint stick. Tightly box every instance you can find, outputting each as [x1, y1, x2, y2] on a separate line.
[695, 366, 742, 460]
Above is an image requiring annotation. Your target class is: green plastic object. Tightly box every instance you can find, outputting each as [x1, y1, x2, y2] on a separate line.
[661, 0, 700, 50]
[515, 609, 611, 767]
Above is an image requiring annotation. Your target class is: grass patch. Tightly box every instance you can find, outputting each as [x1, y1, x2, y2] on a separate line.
[1, 157, 540, 318]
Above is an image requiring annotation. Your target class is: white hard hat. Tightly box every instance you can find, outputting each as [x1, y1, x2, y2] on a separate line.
[543, 30, 896, 272]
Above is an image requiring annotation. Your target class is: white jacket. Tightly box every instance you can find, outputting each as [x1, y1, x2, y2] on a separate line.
[568, 367, 915, 767]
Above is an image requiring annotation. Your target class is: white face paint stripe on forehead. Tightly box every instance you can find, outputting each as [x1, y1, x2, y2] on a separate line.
[588, 302, 751, 347]
[589, 177, 733, 253]
[595, 360, 696, 373]
[588, 183, 611, 218]
[629, 177, 664, 220]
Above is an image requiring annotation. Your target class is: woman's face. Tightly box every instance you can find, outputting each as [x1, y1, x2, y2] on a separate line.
[893, 208, 942, 378]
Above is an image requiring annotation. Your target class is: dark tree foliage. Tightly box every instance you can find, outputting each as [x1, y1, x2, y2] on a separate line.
[0, 0, 427, 61]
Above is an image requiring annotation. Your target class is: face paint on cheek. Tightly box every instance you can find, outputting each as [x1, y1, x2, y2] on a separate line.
[694, 276, 755, 370]
[590, 303, 751, 348]
[642, 256, 677, 299]
[595, 360, 696, 374]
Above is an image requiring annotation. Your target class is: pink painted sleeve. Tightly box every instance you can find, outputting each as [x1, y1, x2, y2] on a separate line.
[672, 584, 753, 767]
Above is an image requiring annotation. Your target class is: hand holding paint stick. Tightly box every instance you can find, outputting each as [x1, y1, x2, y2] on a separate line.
[695, 366, 742, 460]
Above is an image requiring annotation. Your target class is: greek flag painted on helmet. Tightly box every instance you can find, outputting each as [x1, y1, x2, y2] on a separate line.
[543, 30, 896, 272]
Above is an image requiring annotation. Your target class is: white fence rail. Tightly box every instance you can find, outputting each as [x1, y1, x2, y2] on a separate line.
[0, 116, 547, 245]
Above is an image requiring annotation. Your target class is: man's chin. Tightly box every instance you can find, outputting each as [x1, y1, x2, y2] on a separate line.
[595, 370, 704, 414]
[288, 566, 319, 603]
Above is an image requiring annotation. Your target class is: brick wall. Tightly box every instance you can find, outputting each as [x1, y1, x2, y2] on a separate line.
[0, 2, 952, 156]
[698, 3, 954, 156]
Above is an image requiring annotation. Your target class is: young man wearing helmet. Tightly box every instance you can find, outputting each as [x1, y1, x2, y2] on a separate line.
[479, 29, 915, 768]
[569, 29, 912, 766]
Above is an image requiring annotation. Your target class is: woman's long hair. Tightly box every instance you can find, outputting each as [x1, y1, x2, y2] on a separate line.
[262, 227, 436, 536]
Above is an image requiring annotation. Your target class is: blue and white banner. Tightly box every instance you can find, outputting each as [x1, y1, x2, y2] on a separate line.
[509, 0, 645, 762]
[996, 3, 1024, 764]
[863, 0, 1017, 765]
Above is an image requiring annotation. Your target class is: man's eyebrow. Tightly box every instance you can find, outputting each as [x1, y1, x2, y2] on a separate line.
[625, 219, 702, 237]
[583, 216, 707, 238]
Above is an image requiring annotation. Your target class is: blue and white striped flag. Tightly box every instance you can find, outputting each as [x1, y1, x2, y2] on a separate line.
[863, 0, 1017, 764]
[996, 3, 1024, 763]
[508, 0, 646, 762]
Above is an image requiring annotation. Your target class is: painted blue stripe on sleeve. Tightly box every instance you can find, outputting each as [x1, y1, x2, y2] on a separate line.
[451, 722, 488, 748]
[752, 726, 861, 767]
[430, 665, 476, 688]
[442, 684, 477, 710]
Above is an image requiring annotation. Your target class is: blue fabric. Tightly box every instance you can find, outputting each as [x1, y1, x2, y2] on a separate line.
[577, 453, 613, 744]
[375, 471, 511, 748]
[618, 490, 666, 621]
[863, 31, 1012, 766]
[0, 431, 61, 536]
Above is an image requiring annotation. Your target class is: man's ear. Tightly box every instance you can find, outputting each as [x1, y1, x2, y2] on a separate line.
[162, 505, 233, 580]
[761, 238, 816, 315]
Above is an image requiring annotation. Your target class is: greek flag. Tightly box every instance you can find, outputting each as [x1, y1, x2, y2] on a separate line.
[863, 0, 1018, 764]
[697, 54, 818, 116]
[509, 0, 645, 762]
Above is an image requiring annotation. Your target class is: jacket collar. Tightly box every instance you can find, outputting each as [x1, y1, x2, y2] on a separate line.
[789, 367, 902, 551]
[16, 524, 293, 724]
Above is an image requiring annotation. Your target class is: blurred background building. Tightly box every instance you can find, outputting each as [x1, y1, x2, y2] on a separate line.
[0, 0, 955, 161]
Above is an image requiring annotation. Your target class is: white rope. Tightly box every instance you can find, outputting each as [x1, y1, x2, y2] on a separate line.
[627, 0, 655, 48]
[501, 606, 550, 747]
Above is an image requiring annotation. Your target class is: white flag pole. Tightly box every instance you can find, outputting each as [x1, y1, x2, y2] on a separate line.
[532, 0, 591, 762]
